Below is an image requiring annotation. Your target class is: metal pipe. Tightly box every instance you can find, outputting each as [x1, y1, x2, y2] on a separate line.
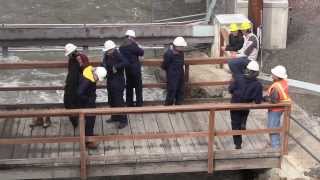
[154, 13, 206, 23]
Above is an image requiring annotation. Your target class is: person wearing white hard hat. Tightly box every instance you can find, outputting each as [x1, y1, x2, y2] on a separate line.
[101, 40, 129, 129]
[77, 66, 107, 149]
[264, 65, 290, 148]
[229, 60, 263, 149]
[63, 43, 90, 129]
[120, 30, 145, 107]
[161, 37, 187, 105]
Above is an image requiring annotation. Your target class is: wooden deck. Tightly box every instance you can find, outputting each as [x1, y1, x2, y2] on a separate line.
[0, 109, 281, 179]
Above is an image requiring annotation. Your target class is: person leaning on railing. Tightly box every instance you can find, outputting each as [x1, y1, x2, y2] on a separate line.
[229, 61, 263, 149]
[264, 65, 291, 149]
[63, 43, 90, 129]
[77, 66, 107, 149]
[161, 37, 187, 106]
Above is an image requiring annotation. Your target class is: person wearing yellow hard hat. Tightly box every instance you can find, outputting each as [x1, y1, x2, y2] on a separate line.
[222, 23, 244, 52]
[237, 21, 259, 61]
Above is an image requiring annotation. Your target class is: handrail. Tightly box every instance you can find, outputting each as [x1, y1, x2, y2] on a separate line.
[0, 57, 232, 70]
[0, 102, 291, 179]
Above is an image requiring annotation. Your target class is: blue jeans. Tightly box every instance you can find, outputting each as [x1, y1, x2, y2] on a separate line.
[268, 111, 283, 148]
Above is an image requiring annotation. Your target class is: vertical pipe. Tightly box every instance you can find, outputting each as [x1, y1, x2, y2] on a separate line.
[248, 0, 263, 34]
[79, 113, 87, 179]
[283, 105, 291, 155]
[207, 110, 215, 173]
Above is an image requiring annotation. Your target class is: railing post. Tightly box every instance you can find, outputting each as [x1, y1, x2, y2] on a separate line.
[184, 64, 191, 97]
[208, 110, 215, 173]
[282, 105, 291, 155]
[2, 46, 9, 58]
[79, 113, 87, 179]
[219, 32, 225, 68]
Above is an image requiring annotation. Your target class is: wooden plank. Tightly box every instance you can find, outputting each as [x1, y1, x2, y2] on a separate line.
[88, 115, 104, 157]
[129, 114, 150, 158]
[154, 113, 181, 160]
[246, 109, 269, 149]
[58, 117, 74, 158]
[0, 158, 280, 179]
[10, 118, 24, 158]
[182, 112, 209, 152]
[102, 114, 119, 164]
[0, 118, 15, 159]
[28, 117, 46, 158]
[11, 118, 32, 159]
[43, 117, 60, 158]
[117, 114, 135, 163]
[207, 110, 215, 173]
[168, 112, 197, 158]
[142, 113, 166, 157]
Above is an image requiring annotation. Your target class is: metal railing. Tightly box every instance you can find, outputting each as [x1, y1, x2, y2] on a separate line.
[0, 102, 291, 179]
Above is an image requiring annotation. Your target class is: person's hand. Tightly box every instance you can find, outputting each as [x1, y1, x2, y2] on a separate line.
[263, 95, 271, 102]
[230, 51, 237, 57]
[221, 46, 226, 51]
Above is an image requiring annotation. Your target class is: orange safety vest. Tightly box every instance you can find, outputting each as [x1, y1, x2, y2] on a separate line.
[267, 79, 290, 112]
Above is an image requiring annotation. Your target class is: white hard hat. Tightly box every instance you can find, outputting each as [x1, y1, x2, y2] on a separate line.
[125, 30, 136, 37]
[94, 67, 107, 81]
[102, 40, 116, 52]
[173, 36, 187, 47]
[271, 65, 288, 79]
[246, 60, 259, 71]
[64, 43, 77, 56]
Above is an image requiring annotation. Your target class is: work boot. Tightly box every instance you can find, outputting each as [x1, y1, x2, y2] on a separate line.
[118, 122, 128, 129]
[235, 144, 242, 149]
[106, 118, 117, 123]
[42, 117, 51, 128]
[86, 142, 98, 149]
[30, 117, 44, 128]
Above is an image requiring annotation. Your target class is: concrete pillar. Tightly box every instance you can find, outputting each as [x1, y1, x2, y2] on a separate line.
[2, 47, 8, 58]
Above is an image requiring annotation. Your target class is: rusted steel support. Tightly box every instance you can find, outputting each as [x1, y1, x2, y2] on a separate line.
[0, 57, 232, 70]
[79, 113, 87, 180]
[282, 106, 291, 155]
[207, 110, 215, 173]
[0, 136, 79, 145]
[248, 0, 263, 34]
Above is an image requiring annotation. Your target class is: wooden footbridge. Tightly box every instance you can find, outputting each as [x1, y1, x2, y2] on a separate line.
[0, 57, 292, 179]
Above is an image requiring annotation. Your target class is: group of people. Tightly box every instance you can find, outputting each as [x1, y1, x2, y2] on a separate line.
[61, 29, 188, 149]
[224, 22, 290, 149]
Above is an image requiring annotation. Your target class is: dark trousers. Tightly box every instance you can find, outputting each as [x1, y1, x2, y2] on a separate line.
[64, 93, 80, 127]
[126, 72, 143, 107]
[80, 100, 96, 136]
[165, 73, 184, 105]
[228, 57, 250, 77]
[108, 81, 128, 124]
[230, 110, 250, 147]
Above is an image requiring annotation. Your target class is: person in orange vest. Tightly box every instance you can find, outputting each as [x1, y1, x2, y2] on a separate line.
[264, 65, 290, 148]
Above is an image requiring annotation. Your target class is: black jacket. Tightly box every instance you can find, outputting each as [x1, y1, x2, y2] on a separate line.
[161, 48, 184, 76]
[101, 49, 128, 79]
[226, 34, 244, 51]
[119, 39, 144, 74]
[77, 66, 97, 107]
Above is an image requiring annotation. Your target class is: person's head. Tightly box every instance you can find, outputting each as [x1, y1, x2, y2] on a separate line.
[240, 21, 252, 35]
[172, 36, 187, 52]
[271, 65, 287, 81]
[245, 60, 260, 78]
[64, 43, 77, 57]
[125, 30, 136, 40]
[102, 40, 116, 55]
[93, 66, 107, 82]
[229, 23, 239, 36]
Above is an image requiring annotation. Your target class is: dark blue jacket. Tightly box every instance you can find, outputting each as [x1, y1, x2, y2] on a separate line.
[119, 39, 144, 75]
[229, 75, 263, 104]
[161, 48, 184, 77]
[101, 50, 128, 80]
[77, 66, 96, 107]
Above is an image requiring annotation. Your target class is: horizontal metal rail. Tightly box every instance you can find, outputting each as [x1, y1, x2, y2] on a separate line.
[0, 102, 291, 179]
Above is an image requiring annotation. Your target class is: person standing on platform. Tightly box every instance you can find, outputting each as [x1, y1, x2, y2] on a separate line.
[78, 66, 107, 149]
[101, 40, 129, 129]
[63, 43, 90, 129]
[229, 61, 263, 149]
[119, 30, 145, 107]
[161, 37, 187, 105]
[264, 65, 290, 149]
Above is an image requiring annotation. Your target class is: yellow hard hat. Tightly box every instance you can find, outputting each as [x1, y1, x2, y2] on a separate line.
[229, 23, 238, 32]
[240, 21, 252, 30]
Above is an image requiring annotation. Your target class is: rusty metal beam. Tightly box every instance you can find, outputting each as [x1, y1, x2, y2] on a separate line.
[0, 57, 232, 70]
